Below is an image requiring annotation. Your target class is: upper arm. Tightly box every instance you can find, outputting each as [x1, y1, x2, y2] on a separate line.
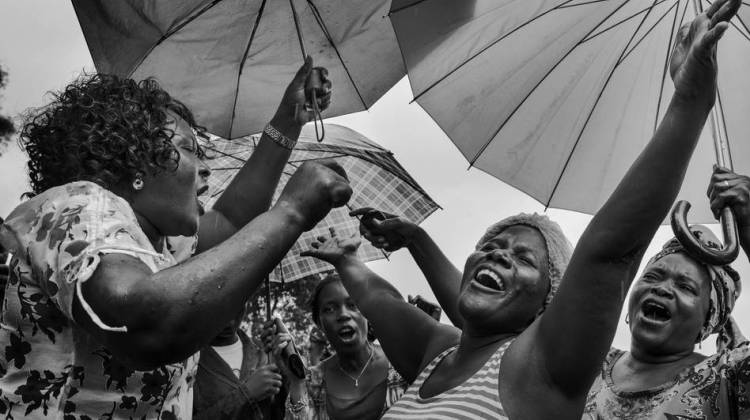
[362, 290, 459, 382]
[71, 253, 174, 369]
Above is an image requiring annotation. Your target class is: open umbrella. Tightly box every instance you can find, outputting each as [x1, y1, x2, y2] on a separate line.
[390, 0, 750, 262]
[201, 123, 440, 283]
[72, 0, 404, 139]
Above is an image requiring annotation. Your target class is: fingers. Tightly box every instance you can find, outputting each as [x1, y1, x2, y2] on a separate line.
[709, 0, 740, 27]
[701, 21, 730, 49]
[349, 207, 374, 217]
[292, 56, 314, 86]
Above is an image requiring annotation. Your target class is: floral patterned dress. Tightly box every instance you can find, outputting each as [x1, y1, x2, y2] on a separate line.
[0, 181, 199, 419]
[584, 346, 750, 419]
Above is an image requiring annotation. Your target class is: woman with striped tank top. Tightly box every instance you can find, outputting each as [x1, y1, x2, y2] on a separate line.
[301, 3, 735, 417]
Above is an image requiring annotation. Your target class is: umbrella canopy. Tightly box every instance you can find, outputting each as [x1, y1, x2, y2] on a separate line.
[391, 0, 750, 223]
[201, 123, 440, 283]
[73, 0, 404, 139]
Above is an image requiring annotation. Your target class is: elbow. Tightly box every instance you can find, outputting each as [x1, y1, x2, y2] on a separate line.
[104, 332, 199, 371]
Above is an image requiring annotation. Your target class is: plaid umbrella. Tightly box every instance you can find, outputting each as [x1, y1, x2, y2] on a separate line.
[201, 123, 440, 283]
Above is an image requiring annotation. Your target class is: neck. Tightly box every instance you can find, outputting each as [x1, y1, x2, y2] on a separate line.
[337, 342, 373, 372]
[211, 332, 240, 347]
[455, 327, 515, 362]
[133, 211, 165, 251]
[628, 341, 696, 365]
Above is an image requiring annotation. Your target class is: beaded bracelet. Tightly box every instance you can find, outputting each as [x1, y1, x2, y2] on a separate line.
[264, 124, 297, 150]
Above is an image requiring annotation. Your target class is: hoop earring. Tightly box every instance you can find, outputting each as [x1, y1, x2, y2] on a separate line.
[132, 175, 144, 191]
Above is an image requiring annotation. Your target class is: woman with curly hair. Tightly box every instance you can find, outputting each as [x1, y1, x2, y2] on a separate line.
[0, 57, 352, 419]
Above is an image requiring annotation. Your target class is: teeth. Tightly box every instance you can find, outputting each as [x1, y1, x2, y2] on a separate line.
[475, 269, 504, 291]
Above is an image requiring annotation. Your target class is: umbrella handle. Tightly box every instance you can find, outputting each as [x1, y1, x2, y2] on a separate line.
[670, 200, 739, 265]
[305, 68, 325, 142]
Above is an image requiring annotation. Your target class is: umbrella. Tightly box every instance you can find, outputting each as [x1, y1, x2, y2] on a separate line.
[390, 0, 750, 225]
[72, 0, 404, 139]
[201, 123, 440, 283]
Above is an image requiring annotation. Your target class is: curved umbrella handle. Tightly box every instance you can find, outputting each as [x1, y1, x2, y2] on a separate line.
[670, 200, 739, 265]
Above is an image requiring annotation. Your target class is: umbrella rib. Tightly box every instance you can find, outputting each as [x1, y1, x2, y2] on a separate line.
[546, 0, 658, 208]
[389, 0, 431, 15]
[468, 0, 633, 165]
[412, 0, 579, 103]
[654, 0, 686, 134]
[122, 0, 227, 77]
[228, 0, 270, 139]
[306, 0, 368, 109]
[716, 90, 735, 168]
[617, 1, 681, 66]
[559, 0, 613, 8]
[581, 0, 671, 45]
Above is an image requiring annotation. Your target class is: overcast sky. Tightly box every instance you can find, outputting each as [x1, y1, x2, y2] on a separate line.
[1, 1, 748, 353]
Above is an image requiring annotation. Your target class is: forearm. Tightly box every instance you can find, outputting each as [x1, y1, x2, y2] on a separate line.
[211, 116, 301, 227]
[407, 228, 464, 327]
[99, 205, 309, 366]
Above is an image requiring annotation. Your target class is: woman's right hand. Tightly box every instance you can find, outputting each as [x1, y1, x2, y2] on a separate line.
[276, 160, 352, 231]
[349, 207, 419, 252]
[260, 319, 302, 382]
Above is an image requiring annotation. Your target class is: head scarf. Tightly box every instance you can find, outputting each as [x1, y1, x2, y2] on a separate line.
[476, 213, 573, 310]
[646, 225, 746, 351]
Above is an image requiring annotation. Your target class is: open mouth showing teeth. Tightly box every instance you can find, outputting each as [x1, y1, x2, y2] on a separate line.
[642, 301, 671, 322]
[474, 268, 505, 292]
[338, 326, 356, 339]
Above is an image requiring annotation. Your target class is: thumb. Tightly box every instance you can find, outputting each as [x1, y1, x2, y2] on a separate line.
[292, 55, 314, 87]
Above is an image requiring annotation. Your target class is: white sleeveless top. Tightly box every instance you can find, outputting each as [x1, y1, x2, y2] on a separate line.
[381, 340, 513, 420]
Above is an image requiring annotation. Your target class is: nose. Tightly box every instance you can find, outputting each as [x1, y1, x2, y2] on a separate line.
[488, 249, 512, 268]
[650, 284, 674, 299]
[336, 307, 353, 321]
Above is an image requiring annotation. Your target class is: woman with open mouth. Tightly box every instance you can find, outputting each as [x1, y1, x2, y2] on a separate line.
[299, 2, 741, 418]
[262, 274, 408, 420]
[583, 167, 750, 419]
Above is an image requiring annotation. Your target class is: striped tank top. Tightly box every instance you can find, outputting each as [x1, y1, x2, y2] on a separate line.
[381, 340, 513, 420]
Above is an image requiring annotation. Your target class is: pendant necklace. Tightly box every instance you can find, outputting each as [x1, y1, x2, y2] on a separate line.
[337, 345, 374, 387]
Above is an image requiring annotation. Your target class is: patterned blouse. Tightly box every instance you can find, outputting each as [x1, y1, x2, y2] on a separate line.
[0, 181, 198, 419]
[583, 346, 750, 419]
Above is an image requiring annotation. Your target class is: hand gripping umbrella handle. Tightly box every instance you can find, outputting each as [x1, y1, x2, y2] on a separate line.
[670, 200, 739, 265]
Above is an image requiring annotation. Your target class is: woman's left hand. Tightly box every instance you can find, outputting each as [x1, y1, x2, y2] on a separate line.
[273, 56, 333, 127]
[300, 228, 361, 266]
[708, 166, 750, 228]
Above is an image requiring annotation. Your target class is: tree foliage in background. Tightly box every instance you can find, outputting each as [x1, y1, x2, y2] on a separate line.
[242, 272, 331, 359]
[0, 64, 15, 154]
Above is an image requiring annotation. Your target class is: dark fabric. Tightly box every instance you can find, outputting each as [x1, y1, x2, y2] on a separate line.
[193, 331, 287, 420]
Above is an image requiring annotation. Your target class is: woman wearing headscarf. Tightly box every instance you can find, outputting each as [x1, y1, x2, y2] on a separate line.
[0, 58, 351, 419]
[298, 2, 740, 418]
[582, 167, 750, 419]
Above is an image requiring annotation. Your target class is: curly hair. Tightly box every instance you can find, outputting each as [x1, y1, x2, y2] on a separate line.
[20, 73, 206, 195]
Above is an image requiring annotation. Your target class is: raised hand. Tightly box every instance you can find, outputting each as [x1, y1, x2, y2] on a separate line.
[276, 160, 352, 231]
[669, 0, 739, 102]
[242, 363, 283, 401]
[349, 207, 419, 252]
[274, 56, 333, 126]
[300, 228, 361, 266]
[708, 166, 750, 228]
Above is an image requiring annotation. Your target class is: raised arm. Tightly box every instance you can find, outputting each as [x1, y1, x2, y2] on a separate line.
[196, 57, 332, 253]
[301, 232, 460, 382]
[73, 160, 351, 370]
[350, 208, 465, 328]
[507, 0, 740, 400]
